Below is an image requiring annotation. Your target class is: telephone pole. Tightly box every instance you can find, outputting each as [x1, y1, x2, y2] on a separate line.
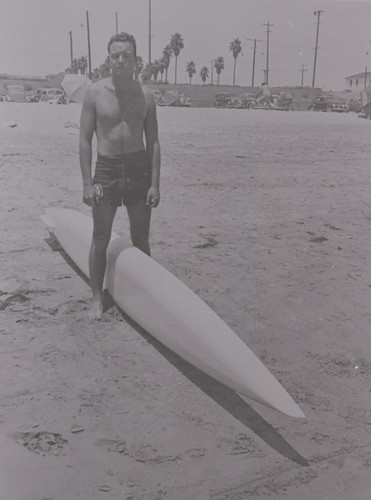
[263, 21, 273, 84]
[312, 10, 323, 88]
[210, 60, 214, 85]
[247, 38, 263, 87]
[86, 11, 92, 78]
[68, 31, 73, 69]
[115, 11, 119, 34]
[148, 0, 152, 66]
[299, 64, 307, 87]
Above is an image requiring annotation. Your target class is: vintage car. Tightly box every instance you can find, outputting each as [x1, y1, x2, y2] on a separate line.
[213, 93, 235, 108]
[38, 88, 66, 104]
[347, 98, 362, 113]
[239, 93, 257, 108]
[228, 97, 242, 108]
[308, 96, 349, 112]
[5, 85, 27, 102]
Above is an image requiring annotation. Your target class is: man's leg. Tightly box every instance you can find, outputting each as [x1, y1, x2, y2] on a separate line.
[126, 203, 151, 256]
[88, 203, 117, 319]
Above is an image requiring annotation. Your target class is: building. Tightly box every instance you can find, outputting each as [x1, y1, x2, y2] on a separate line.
[344, 71, 371, 90]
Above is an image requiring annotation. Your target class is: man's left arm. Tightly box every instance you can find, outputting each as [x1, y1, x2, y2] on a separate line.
[144, 90, 161, 208]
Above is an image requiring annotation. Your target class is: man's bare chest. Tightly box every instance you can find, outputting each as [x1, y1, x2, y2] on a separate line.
[96, 89, 147, 127]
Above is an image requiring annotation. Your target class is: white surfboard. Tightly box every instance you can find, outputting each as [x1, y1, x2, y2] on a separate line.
[41, 208, 305, 419]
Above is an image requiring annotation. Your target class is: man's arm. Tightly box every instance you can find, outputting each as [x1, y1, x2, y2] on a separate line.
[79, 87, 96, 206]
[143, 88, 161, 208]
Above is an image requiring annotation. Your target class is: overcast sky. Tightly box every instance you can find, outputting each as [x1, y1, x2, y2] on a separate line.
[1, 0, 371, 90]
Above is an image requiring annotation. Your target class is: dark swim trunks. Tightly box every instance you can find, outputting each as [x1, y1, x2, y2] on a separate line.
[93, 150, 151, 206]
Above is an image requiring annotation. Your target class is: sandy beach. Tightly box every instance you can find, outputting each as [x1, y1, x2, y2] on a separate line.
[1, 101, 370, 499]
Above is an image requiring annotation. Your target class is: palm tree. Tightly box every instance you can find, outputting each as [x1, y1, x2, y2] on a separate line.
[169, 33, 184, 84]
[152, 60, 161, 82]
[229, 38, 242, 86]
[77, 56, 88, 75]
[141, 63, 153, 82]
[200, 66, 209, 84]
[162, 44, 172, 83]
[158, 57, 166, 82]
[214, 57, 225, 85]
[186, 61, 196, 84]
[134, 56, 144, 81]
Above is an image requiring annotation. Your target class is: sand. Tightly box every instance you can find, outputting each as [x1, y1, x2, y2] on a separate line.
[0, 101, 370, 500]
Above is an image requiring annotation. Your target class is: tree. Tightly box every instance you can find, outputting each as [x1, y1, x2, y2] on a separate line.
[169, 33, 184, 84]
[200, 66, 209, 85]
[134, 56, 144, 81]
[162, 45, 172, 83]
[229, 38, 242, 86]
[141, 63, 153, 82]
[214, 57, 225, 85]
[152, 60, 161, 82]
[158, 57, 166, 82]
[93, 56, 110, 80]
[186, 61, 196, 84]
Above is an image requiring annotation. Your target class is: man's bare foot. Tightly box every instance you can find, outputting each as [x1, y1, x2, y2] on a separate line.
[88, 298, 103, 320]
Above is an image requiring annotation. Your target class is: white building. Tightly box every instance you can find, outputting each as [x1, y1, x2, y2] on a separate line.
[345, 71, 371, 90]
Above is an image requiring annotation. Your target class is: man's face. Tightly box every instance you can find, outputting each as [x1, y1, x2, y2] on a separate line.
[109, 41, 136, 77]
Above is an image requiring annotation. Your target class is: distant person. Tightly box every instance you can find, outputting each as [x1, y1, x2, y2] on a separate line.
[79, 32, 161, 320]
[256, 82, 273, 107]
[39, 90, 49, 102]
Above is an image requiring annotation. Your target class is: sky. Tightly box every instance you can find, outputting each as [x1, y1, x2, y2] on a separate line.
[1, 0, 371, 90]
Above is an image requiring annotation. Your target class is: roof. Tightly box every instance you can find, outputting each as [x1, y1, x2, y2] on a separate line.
[345, 72, 370, 80]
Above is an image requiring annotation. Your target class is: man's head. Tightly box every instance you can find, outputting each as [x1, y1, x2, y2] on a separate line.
[107, 32, 137, 80]
[107, 32, 137, 58]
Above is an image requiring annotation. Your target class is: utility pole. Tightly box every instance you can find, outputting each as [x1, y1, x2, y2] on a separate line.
[247, 38, 263, 87]
[86, 10, 92, 78]
[115, 11, 119, 34]
[263, 21, 273, 84]
[68, 31, 73, 69]
[210, 60, 214, 85]
[299, 64, 307, 87]
[312, 10, 323, 88]
[148, 0, 152, 66]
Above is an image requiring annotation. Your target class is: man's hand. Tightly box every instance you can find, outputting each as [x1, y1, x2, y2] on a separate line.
[146, 186, 160, 208]
[83, 184, 96, 206]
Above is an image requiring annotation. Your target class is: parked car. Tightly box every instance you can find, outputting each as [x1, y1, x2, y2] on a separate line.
[28, 88, 44, 102]
[347, 98, 362, 113]
[229, 97, 242, 108]
[152, 90, 163, 105]
[213, 93, 235, 108]
[239, 93, 257, 108]
[38, 88, 66, 104]
[308, 96, 349, 112]
[5, 85, 27, 102]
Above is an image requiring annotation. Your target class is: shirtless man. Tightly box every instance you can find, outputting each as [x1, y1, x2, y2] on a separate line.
[79, 32, 161, 320]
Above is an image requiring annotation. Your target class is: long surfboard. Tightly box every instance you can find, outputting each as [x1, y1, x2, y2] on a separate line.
[41, 208, 305, 419]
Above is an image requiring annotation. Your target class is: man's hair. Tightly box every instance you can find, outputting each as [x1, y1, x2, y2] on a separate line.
[107, 32, 137, 57]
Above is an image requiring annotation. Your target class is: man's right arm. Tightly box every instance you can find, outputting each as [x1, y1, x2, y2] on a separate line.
[79, 87, 96, 206]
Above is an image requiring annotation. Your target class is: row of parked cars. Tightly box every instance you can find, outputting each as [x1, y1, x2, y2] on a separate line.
[1, 85, 66, 104]
[213, 92, 362, 113]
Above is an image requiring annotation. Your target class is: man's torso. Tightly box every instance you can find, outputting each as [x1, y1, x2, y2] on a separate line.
[93, 79, 148, 156]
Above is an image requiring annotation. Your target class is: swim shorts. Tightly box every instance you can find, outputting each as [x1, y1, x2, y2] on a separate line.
[93, 150, 151, 206]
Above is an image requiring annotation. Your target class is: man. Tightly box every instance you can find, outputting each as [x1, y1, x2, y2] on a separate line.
[79, 32, 161, 320]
